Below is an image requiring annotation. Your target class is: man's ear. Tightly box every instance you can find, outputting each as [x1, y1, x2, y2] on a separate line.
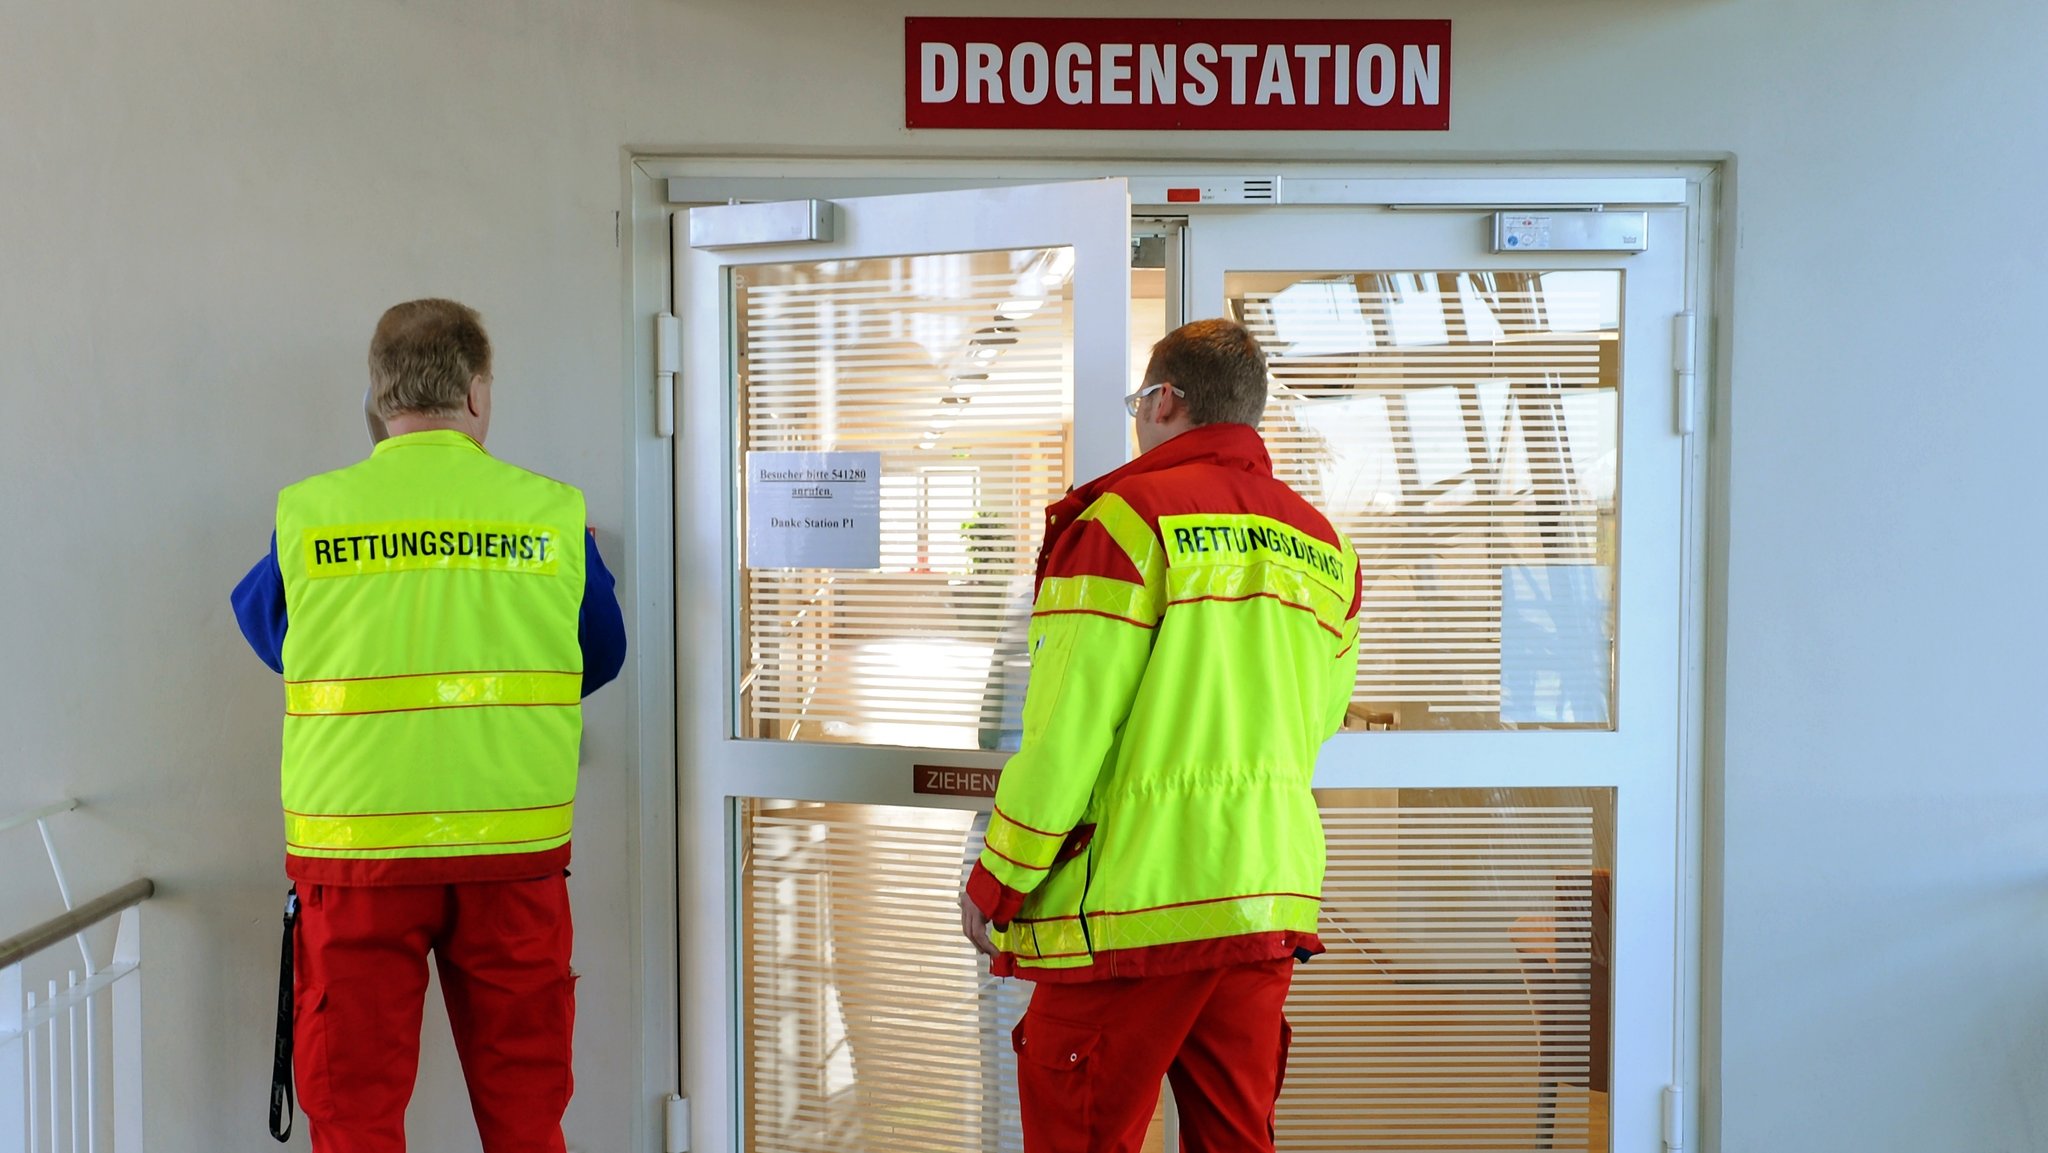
[1154, 385, 1184, 425]
[363, 386, 388, 445]
[467, 374, 487, 418]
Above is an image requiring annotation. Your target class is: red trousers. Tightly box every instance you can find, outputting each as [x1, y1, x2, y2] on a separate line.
[1013, 959, 1294, 1153]
[292, 876, 575, 1153]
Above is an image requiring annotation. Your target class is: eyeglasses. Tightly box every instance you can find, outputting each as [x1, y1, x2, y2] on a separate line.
[1123, 382, 1185, 417]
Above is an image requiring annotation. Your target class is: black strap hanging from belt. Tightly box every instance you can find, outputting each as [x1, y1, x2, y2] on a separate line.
[268, 886, 298, 1143]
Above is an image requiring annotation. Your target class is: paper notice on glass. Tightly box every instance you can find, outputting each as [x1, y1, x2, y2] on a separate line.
[1498, 564, 1612, 725]
[745, 451, 882, 569]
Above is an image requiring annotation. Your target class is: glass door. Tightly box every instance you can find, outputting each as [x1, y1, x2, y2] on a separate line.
[1183, 207, 1690, 1153]
[672, 180, 1133, 1153]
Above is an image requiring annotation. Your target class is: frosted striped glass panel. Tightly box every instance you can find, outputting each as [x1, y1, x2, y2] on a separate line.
[1284, 789, 1612, 1153]
[740, 801, 1167, 1153]
[735, 250, 1074, 748]
[1230, 272, 1621, 731]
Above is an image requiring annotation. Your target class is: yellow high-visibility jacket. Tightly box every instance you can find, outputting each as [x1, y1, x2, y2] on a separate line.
[967, 422, 1361, 981]
[275, 429, 586, 885]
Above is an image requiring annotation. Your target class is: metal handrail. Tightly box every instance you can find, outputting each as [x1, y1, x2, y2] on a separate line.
[0, 878, 154, 970]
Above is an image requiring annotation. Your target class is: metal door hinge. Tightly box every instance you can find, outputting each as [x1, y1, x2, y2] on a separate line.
[1663, 1084, 1685, 1151]
[663, 1093, 690, 1153]
[1673, 312, 1699, 437]
[655, 313, 679, 439]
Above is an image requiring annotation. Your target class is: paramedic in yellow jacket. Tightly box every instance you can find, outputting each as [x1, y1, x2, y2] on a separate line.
[961, 318, 1360, 1153]
[232, 300, 625, 1153]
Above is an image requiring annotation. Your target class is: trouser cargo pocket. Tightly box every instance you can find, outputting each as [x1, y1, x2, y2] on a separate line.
[1014, 1011, 1103, 1152]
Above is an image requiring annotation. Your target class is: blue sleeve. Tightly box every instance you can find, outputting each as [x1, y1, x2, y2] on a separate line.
[580, 532, 627, 697]
[231, 533, 288, 674]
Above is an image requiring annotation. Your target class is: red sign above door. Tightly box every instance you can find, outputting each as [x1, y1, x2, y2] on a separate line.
[906, 18, 1451, 131]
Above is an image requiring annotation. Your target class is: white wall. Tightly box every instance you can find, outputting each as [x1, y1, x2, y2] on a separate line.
[6, 1, 2046, 1151]
[0, 2, 646, 1149]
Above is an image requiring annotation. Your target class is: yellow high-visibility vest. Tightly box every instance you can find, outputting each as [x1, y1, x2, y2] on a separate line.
[275, 430, 585, 866]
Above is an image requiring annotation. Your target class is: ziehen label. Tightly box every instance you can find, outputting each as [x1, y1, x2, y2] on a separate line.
[914, 764, 1003, 798]
[906, 18, 1450, 131]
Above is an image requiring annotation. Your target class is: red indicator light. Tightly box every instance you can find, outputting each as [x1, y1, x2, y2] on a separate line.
[1166, 188, 1201, 203]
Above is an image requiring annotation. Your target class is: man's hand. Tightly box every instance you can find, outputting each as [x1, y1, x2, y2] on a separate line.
[960, 886, 999, 959]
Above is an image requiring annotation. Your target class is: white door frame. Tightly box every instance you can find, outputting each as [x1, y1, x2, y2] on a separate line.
[676, 179, 1134, 1153]
[1181, 204, 1691, 1150]
[623, 157, 1719, 1153]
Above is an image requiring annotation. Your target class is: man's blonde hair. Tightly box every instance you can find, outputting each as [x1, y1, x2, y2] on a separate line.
[368, 299, 492, 419]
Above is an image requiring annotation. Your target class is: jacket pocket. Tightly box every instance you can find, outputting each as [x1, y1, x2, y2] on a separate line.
[1013, 1012, 1101, 1151]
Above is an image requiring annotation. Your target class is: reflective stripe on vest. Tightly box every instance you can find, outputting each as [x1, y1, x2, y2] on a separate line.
[284, 671, 581, 716]
[998, 892, 1323, 966]
[284, 801, 575, 855]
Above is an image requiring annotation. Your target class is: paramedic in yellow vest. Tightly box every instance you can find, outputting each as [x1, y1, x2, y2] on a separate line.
[231, 299, 626, 1153]
[960, 318, 1361, 1153]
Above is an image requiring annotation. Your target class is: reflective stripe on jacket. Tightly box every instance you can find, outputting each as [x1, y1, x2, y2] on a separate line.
[968, 422, 1361, 981]
[275, 429, 586, 885]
